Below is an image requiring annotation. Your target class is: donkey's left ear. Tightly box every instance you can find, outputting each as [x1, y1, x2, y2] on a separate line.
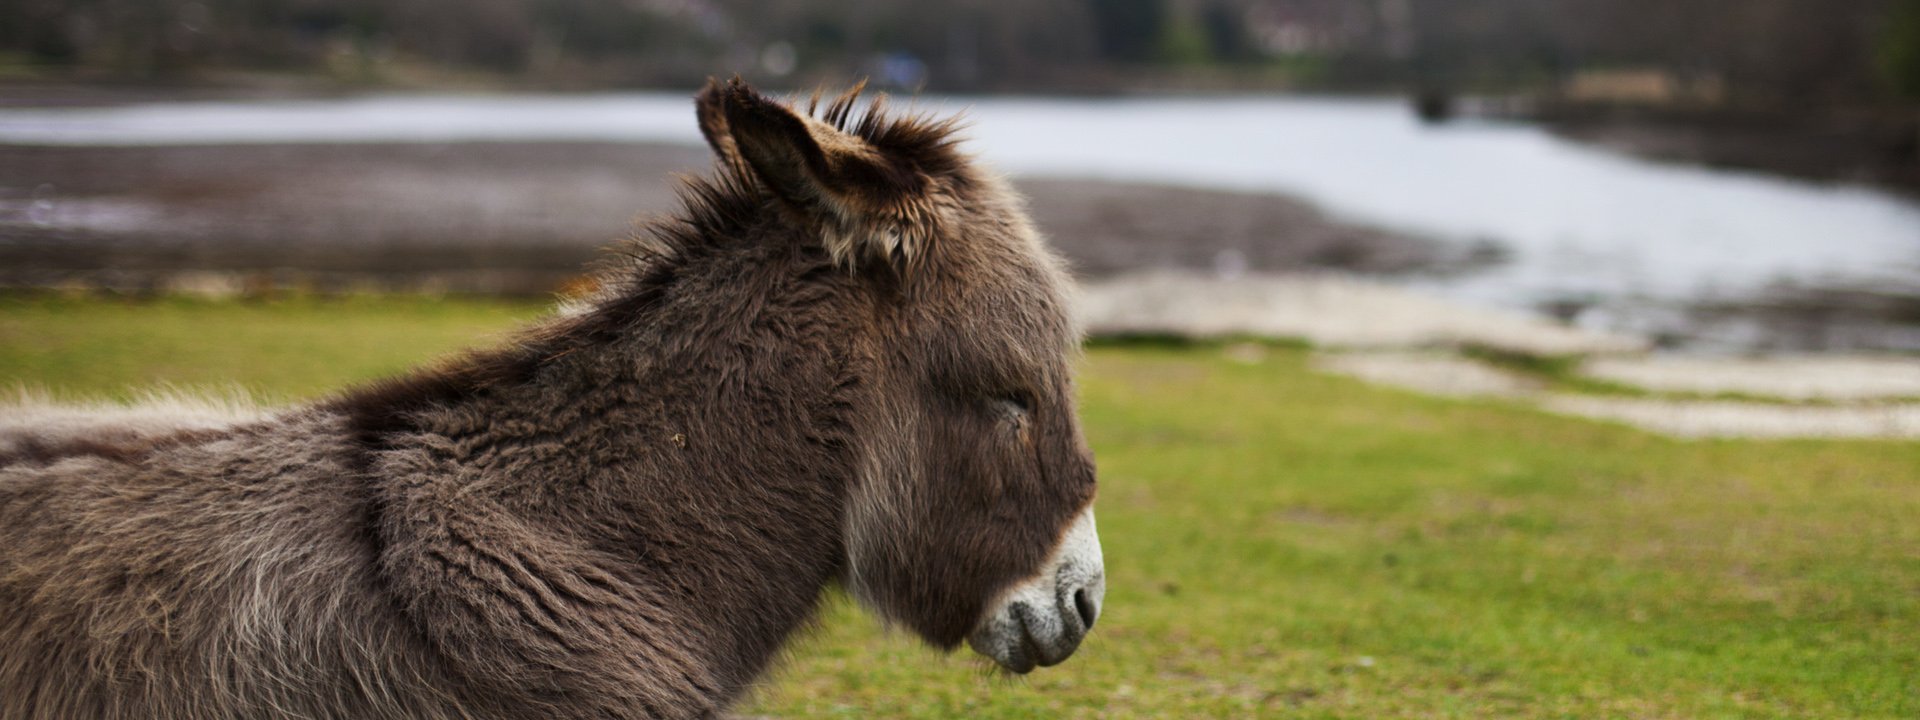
[698, 77, 931, 272]
[695, 77, 751, 178]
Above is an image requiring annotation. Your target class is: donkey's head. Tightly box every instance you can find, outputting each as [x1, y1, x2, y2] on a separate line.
[696, 78, 1104, 673]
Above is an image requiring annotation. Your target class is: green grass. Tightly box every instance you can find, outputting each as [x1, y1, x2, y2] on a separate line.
[0, 294, 543, 403]
[3, 295, 1916, 718]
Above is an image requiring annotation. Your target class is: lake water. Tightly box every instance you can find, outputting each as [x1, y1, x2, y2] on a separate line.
[3, 92, 1917, 338]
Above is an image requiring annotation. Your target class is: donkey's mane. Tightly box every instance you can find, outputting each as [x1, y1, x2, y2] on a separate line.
[794, 82, 970, 182]
[328, 84, 968, 465]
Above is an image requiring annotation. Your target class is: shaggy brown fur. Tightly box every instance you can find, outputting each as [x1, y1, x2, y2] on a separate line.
[0, 78, 1097, 718]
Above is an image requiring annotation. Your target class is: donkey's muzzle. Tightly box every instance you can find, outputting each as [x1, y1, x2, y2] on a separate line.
[967, 509, 1105, 674]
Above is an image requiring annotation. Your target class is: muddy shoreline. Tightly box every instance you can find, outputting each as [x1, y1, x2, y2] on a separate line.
[0, 141, 1463, 295]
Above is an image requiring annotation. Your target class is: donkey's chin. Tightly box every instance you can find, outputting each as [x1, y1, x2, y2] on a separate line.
[967, 509, 1105, 674]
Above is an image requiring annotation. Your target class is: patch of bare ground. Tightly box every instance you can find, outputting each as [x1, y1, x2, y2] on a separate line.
[1315, 350, 1920, 439]
[1078, 271, 1646, 356]
[1538, 396, 1920, 439]
[1313, 352, 1542, 398]
[1582, 355, 1920, 402]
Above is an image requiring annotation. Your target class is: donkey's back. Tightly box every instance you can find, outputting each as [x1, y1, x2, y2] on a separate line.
[0, 406, 465, 719]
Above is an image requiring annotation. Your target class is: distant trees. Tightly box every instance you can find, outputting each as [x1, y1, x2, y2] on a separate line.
[0, 0, 1914, 110]
[1392, 0, 1899, 107]
[0, 0, 723, 84]
[1883, 0, 1920, 99]
[1090, 0, 1166, 63]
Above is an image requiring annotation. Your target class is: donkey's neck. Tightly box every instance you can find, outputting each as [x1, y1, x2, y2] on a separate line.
[345, 234, 871, 709]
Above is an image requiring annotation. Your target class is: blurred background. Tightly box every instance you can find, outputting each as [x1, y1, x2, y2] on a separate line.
[4, 0, 1920, 355]
[3, 3, 1919, 717]
[2, 0, 1919, 341]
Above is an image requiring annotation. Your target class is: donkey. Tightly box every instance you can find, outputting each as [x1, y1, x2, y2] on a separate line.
[0, 78, 1104, 719]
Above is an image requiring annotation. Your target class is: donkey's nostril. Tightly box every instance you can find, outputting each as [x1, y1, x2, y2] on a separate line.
[1073, 587, 1097, 630]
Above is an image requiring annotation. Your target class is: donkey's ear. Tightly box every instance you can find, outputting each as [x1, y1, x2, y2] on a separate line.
[695, 77, 750, 177]
[705, 77, 929, 271]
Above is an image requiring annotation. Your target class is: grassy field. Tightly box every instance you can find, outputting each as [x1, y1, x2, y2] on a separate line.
[3, 294, 1916, 718]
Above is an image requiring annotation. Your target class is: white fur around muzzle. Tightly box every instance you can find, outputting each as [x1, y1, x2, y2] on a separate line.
[967, 508, 1105, 673]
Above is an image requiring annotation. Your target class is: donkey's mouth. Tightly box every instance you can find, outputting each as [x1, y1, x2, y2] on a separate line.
[966, 509, 1105, 673]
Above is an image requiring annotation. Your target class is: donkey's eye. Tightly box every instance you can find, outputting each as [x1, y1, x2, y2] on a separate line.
[996, 392, 1032, 417]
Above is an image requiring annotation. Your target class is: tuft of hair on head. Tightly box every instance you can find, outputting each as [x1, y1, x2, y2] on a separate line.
[693, 75, 967, 280]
